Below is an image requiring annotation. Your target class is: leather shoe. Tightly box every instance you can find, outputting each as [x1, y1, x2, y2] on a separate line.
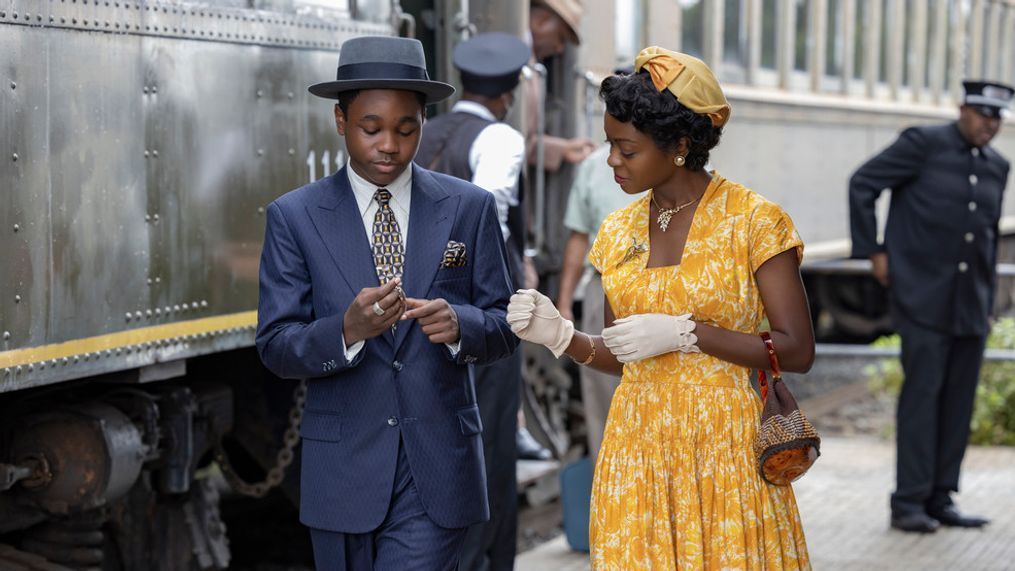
[891, 512, 940, 533]
[517, 427, 553, 461]
[927, 506, 990, 528]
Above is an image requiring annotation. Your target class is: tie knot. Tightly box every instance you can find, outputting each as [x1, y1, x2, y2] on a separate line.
[374, 188, 392, 207]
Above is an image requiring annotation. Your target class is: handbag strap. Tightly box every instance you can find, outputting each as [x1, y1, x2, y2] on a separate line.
[758, 331, 783, 401]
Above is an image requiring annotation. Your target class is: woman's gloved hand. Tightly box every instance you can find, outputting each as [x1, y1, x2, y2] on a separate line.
[601, 313, 699, 363]
[507, 289, 575, 358]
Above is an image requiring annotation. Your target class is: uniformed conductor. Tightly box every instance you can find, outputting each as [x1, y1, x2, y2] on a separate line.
[849, 80, 1013, 533]
[414, 32, 530, 571]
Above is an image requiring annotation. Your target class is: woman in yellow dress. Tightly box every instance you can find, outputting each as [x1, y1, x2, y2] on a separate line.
[508, 47, 814, 569]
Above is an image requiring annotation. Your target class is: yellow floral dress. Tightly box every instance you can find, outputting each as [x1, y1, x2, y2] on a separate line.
[587, 173, 810, 570]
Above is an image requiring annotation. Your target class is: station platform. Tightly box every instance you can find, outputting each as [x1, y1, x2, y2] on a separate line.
[516, 436, 1015, 570]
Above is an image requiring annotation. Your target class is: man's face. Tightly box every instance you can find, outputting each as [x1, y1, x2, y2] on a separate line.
[530, 9, 573, 60]
[958, 105, 1002, 148]
[335, 89, 424, 187]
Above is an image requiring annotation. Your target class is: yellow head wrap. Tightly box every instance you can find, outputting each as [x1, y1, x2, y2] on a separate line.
[633, 46, 731, 128]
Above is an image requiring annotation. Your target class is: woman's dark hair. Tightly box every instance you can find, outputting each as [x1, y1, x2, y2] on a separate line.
[599, 71, 722, 170]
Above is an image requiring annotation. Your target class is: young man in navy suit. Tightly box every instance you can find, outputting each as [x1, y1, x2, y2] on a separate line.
[255, 36, 518, 570]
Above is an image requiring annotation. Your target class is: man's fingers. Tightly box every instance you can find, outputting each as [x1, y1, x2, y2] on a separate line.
[368, 278, 401, 302]
[402, 298, 442, 320]
[377, 288, 403, 311]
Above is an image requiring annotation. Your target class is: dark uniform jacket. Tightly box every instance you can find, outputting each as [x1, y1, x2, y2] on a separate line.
[849, 122, 1011, 336]
[415, 111, 528, 289]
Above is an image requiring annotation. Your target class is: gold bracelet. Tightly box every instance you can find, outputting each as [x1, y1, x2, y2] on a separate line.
[575, 333, 596, 366]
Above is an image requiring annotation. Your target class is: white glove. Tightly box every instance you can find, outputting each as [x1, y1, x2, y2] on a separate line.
[507, 289, 575, 358]
[601, 313, 699, 363]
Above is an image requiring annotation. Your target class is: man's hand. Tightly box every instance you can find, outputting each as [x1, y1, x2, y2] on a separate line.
[402, 298, 460, 344]
[563, 138, 597, 164]
[870, 253, 889, 287]
[343, 278, 405, 345]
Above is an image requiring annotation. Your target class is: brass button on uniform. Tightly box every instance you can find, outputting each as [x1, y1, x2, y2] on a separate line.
[387, 417, 399, 427]
[969, 174, 978, 185]
[968, 201, 977, 212]
[958, 262, 969, 273]
[965, 232, 975, 243]
[972, 147, 980, 157]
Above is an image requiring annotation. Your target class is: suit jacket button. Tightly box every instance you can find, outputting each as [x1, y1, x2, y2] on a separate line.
[387, 417, 399, 427]
[392, 360, 403, 371]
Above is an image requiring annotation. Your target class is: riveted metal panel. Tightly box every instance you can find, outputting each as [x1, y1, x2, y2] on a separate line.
[47, 30, 150, 343]
[0, 0, 392, 392]
[0, 24, 52, 353]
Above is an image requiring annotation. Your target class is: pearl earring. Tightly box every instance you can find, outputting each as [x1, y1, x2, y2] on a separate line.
[673, 155, 686, 167]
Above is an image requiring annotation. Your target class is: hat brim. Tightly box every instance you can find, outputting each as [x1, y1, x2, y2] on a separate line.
[308, 79, 455, 104]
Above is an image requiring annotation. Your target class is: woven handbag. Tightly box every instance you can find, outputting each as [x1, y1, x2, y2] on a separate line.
[754, 331, 820, 485]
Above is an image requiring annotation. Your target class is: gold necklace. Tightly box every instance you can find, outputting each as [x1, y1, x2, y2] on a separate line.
[651, 192, 699, 232]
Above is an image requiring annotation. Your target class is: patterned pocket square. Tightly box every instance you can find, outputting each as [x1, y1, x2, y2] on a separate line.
[440, 240, 468, 268]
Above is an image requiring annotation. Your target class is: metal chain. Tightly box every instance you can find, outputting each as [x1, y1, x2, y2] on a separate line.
[215, 380, 306, 498]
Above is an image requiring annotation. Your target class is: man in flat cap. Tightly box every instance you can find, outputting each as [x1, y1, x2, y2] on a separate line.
[256, 36, 518, 569]
[850, 80, 1013, 533]
[526, 0, 597, 171]
[415, 31, 530, 571]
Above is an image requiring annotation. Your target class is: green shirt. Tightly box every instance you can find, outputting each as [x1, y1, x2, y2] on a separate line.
[563, 145, 646, 262]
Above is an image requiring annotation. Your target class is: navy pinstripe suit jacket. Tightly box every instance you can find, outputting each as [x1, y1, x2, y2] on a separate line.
[255, 164, 518, 533]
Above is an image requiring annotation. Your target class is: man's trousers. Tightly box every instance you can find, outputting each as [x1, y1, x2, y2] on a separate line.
[891, 315, 986, 515]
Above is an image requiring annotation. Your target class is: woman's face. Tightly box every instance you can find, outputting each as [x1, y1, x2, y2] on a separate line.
[603, 113, 678, 194]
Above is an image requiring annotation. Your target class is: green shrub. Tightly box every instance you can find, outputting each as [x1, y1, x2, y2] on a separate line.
[865, 317, 1015, 446]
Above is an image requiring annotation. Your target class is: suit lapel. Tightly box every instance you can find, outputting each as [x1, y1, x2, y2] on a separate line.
[307, 168, 390, 343]
[395, 166, 460, 351]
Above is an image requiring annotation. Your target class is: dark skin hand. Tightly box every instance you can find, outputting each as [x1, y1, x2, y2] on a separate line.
[402, 298, 461, 344]
[559, 113, 815, 375]
[343, 278, 406, 345]
[870, 252, 889, 287]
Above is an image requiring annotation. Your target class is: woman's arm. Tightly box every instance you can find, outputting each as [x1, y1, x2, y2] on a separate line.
[560, 299, 625, 377]
[694, 249, 815, 372]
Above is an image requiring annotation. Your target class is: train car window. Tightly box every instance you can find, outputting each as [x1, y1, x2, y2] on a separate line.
[761, 0, 778, 69]
[878, 0, 891, 82]
[681, 0, 705, 58]
[852, 0, 865, 80]
[723, 0, 746, 66]
[826, 0, 843, 78]
[794, 0, 807, 72]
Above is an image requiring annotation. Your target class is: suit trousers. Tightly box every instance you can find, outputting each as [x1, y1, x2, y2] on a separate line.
[891, 314, 986, 515]
[458, 349, 522, 571]
[580, 274, 622, 459]
[310, 438, 467, 571]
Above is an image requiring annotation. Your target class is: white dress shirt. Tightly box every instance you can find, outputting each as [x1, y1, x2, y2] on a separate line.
[453, 100, 525, 241]
[341, 161, 459, 358]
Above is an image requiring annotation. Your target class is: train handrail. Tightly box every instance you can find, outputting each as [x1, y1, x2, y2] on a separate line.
[802, 258, 1015, 277]
[815, 343, 1015, 362]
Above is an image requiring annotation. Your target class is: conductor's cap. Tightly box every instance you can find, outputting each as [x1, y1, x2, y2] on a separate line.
[962, 80, 1014, 118]
[454, 33, 531, 98]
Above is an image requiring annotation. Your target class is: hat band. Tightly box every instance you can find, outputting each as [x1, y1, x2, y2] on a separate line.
[966, 94, 1010, 108]
[336, 62, 430, 82]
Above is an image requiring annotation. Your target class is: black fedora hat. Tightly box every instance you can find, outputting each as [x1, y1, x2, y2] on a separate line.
[309, 36, 454, 104]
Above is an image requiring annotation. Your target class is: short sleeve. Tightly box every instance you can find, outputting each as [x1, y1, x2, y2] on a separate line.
[563, 157, 595, 234]
[749, 200, 804, 273]
[588, 229, 606, 273]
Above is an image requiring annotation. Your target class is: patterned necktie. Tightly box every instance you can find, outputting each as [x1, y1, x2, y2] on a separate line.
[372, 188, 405, 285]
